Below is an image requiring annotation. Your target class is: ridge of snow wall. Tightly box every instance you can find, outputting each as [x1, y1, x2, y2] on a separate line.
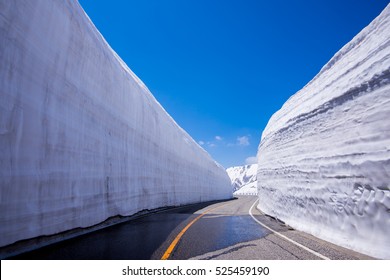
[0, 0, 232, 247]
[257, 5, 390, 259]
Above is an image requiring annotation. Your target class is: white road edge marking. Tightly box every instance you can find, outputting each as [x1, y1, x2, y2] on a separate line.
[249, 198, 330, 260]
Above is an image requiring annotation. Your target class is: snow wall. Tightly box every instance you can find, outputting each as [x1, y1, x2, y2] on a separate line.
[0, 0, 232, 248]
[257, 5, 390, 259]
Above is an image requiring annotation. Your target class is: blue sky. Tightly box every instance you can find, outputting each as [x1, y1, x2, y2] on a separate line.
[79, 0, 388, 168]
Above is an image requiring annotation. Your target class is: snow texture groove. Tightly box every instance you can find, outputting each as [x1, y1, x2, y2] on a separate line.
[256, 5, 390, 259]
[0, 0, 231, 248]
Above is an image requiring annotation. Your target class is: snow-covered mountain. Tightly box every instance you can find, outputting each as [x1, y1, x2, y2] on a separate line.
[256, 5, 390, 259]
[0, 1, 231, 248]
[227, 164, 258, 195]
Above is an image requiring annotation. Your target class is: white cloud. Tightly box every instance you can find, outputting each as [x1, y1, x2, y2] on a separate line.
[208, 143, 216, 147]
[198, 141, 205, 146]
[237, 136, 250, 146]
[245, 156, 257, 164]
[215, 135, 222, 141]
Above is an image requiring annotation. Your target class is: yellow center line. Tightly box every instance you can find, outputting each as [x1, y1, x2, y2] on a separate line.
[160, 202, 230, 260]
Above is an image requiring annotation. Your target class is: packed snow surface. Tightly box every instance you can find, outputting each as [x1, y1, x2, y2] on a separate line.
[226, 164, 258, 195]
[0, 0, 231, 247]
[257, 5, 390, 259]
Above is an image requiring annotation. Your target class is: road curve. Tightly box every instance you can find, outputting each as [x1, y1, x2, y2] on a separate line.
[10, 196, 372, 260]
[161, 196, 371, 260]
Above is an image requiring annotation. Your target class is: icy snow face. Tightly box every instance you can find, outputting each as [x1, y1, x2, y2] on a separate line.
[257, 5, 390, 259]
[0, 1, 231, 247]
[226, 164, 258, 195]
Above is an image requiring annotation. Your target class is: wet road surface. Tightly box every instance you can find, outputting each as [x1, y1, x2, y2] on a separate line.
[10, 196, 372, 260]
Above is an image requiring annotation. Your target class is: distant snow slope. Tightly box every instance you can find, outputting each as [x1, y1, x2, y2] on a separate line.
[257, 5, 390, 259]
[227, 164, 258, 195]
[0, 0, 231, 248]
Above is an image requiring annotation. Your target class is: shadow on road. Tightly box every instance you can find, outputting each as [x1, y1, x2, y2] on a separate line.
[9, 200, 231, 260]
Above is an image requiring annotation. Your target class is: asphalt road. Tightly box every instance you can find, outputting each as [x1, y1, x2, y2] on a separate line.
[11, 196, 372, 260]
